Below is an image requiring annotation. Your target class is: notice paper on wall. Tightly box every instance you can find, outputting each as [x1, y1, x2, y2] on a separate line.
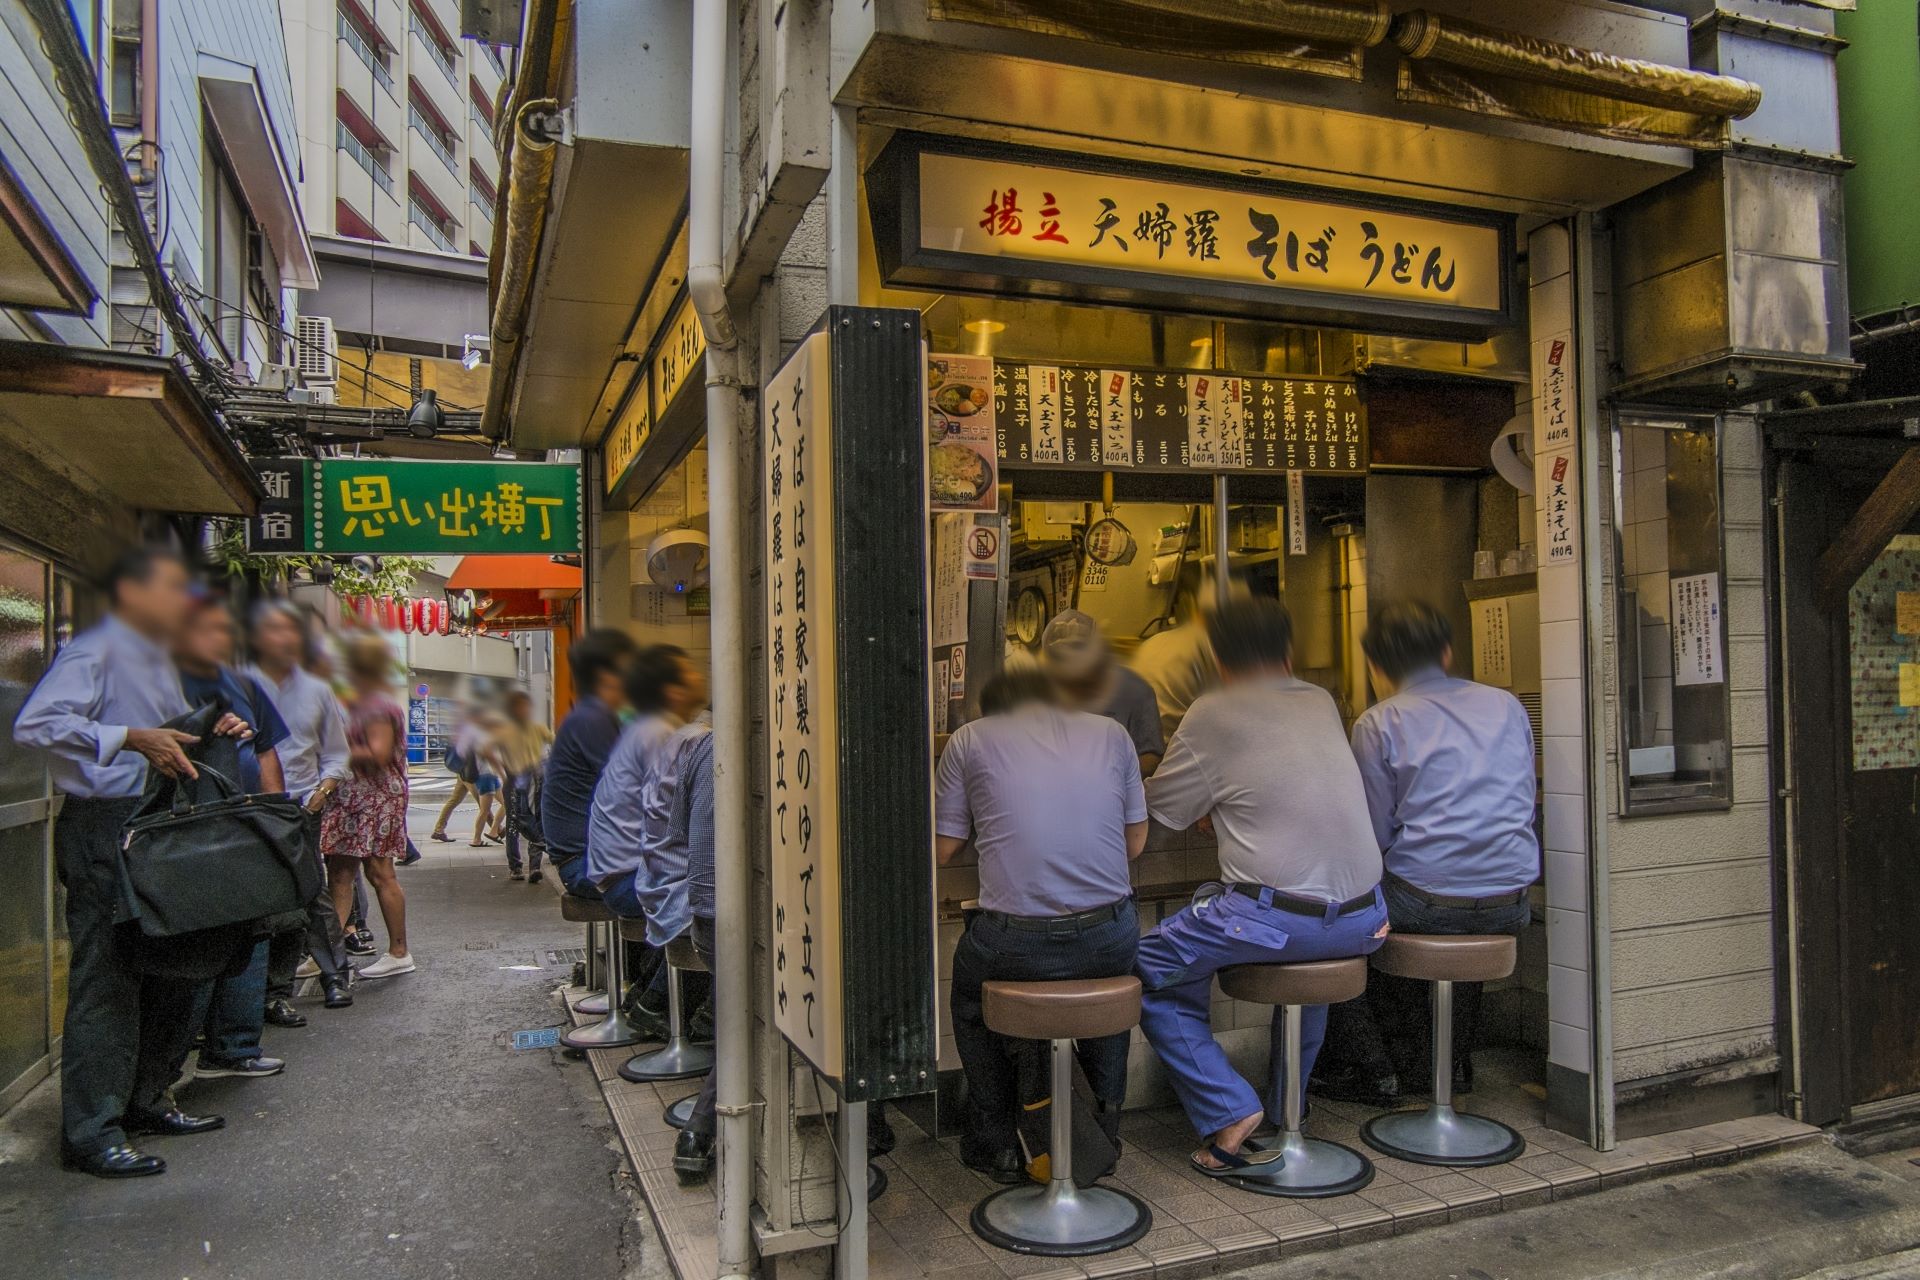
[932, 512, 968, 648]
[1671, 572, 1725, 686]
[1898, 591, 1920, 637]
[964, 514, 1001, 580]
[932, 661, 950, 734]
[1471, 597, 1513, 688]
[1902, 663, 1920, 710]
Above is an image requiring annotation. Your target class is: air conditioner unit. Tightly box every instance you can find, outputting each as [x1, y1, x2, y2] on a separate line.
[295, 314, 338, 384]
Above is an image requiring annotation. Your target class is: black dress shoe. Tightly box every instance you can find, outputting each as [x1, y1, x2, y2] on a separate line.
[1308, 1069, 1402, 1109]
[673, 1129, 715, 1183]
[62, 1143, 165, 1179]
[323, 978, 354, 1009]
[961, 1146, 1026, 1185]
[867, 1104, 895, 1159]
[124, 1108, 225, 1138]
[264, 998, 308, 1028]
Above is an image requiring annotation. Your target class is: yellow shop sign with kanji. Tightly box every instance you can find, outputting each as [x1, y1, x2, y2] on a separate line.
[245, 459, 582, 554]
[868, 133, 1517, 340]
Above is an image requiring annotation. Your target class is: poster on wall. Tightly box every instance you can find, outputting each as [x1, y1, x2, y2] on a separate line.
[1670, 572, 1725, 687]
[1533, 331, 1579, 567]
[1849, 538, 1920, 771]
[1471, 597, 1514, 688]
[928, 353, 998, 511]
[964, 514, 1001, 580]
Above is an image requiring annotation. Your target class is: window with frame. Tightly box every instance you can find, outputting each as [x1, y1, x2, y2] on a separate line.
[1609, 412, 1733, 813]
[200, 130, 283, 365]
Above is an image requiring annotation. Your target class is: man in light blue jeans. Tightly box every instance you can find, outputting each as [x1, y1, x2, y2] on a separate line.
[1135, 598, 1387, 1174]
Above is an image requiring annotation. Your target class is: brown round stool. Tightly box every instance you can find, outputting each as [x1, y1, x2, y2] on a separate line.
[970, 976, 1152, 1257]
[1360, 934, 1525, 1167]
[559, 896, 643, 1050]
[1218, 958, 1374, 1197]
[561, 894, 611, 1015]
[619, 930, 714, 1083]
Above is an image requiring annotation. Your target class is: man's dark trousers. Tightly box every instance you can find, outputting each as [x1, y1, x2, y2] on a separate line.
[686, 915, 719, 1137]
[950, 898, 1138, 1163]
[266, 838, 348, 999]
[54, 798, 205, 1154]
[1321, 877, 1531, 1088]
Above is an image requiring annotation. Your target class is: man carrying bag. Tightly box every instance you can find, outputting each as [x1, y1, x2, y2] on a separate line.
[12, 549, 252, 1179]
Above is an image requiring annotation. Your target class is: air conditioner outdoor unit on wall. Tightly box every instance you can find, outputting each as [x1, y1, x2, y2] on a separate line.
[295, 315, 338, 384]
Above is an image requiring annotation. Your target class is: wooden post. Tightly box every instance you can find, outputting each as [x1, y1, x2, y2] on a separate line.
[1815, 444, 1920, 607]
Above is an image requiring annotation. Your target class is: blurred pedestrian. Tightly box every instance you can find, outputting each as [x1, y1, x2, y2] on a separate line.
[495, 689, 552, 882]
[13, 547, 238, 1177]
[1041, 609, 1165, 775]
[432, 701, 504, 846]
[247, 601, 354, 1013]
[321, 635, 415, 979]
[174, 594, 291, 1081]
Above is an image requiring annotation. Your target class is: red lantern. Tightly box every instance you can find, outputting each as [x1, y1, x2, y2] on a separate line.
[377, 596, 398, 630]
[398, 598, 415, 633]
[412, 599, 430, 634]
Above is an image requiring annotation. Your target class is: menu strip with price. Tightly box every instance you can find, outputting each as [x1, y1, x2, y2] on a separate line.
[989, 360, 1368, 476]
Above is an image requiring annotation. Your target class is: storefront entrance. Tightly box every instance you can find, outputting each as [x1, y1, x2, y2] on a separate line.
[1776, 439, 1920, 1124]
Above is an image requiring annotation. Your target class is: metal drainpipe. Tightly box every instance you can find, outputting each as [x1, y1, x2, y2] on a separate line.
[690, 1, 748, 1276]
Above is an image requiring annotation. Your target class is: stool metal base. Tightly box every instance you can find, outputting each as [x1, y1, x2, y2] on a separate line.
[1222, 1132, 1374, 1199]
[575, 991, 610, 1016]
[560, 1008, 645, 1050]
[971, 1180, 1151, 1257]
[618, 1038, 715, 1083]
[868, 1163, 887, 1203]
[1361, 1104, 1525, 1168]
[663, 1094, 697, 1129]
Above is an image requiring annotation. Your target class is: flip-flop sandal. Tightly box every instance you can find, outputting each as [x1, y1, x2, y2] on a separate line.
[1189, 1144, 1284, 1178]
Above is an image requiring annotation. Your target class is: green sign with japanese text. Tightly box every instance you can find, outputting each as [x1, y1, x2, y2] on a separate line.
[246, 459, 583, 554]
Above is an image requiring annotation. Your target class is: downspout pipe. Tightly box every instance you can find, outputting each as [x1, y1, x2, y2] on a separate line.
[480, 99, 560, 440]
[691, 2, 749, 1277]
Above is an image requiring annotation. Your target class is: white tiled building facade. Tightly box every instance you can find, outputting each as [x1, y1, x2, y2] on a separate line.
[280, 0, 503, 257]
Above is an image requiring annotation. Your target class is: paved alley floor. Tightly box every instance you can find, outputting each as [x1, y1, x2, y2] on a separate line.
[0, 794, 667, 1280]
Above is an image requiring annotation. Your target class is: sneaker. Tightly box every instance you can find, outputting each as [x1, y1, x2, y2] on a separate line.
[346, 929, 377, 957]
[294, 958, 321, 979]
[194, 1055, 285, 1080]
[358, 952, 417, 979]
[509, 870, 526, 881]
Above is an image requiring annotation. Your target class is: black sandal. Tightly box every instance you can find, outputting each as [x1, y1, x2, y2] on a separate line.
[1189, 1144, 1283, 1178]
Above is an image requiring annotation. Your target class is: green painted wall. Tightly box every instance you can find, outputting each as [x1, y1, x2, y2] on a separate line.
[1837, 4, 1920, 319]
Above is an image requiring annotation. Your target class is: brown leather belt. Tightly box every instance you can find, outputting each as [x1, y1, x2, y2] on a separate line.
[1384, 872, 1528, 910]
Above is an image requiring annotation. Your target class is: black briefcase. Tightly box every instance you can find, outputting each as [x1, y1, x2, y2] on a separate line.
[116, 761, 320, 938]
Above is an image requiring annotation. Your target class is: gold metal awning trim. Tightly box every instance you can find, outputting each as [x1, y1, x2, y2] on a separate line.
[1390, 10, 1763, 150]
[928, 0, 1392, 80]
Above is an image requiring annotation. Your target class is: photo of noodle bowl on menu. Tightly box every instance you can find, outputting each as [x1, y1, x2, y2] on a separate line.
[927, 353, 998, 512]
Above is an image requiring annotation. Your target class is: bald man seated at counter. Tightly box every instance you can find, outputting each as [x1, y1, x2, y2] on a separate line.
[935, 669, 1149, 1184]
[1041, 609, 1165, 775]
[1134, 597, 1389, 1177]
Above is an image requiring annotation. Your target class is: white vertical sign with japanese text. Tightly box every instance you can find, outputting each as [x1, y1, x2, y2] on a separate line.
[764, 331, 843, 1080]
[1533, 330, 1580, 566]
[1286, 470, 1307, 555]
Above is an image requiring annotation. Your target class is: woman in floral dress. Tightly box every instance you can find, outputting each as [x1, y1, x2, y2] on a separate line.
[322, 635, 416, 978]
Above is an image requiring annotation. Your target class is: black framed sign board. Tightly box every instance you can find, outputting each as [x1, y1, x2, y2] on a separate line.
[868, 132, 1519, 340]
[764, 306, 936, 1103]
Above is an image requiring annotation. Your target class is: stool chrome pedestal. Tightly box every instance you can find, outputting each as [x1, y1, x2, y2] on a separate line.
[1218, 959, 1374, 1198]
[663, 1094, 697, 1129]
[620, 933, 715, 1083]
[1360, 934, 1525, 1168]
[575, 922, 611, 1015]
[559, 899, 644, 1050]
[970, 976, 1151, 1258]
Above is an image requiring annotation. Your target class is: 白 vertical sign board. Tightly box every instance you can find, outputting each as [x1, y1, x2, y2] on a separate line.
[764, 307, 936, 1102]
[1533, 331, 1579, 567]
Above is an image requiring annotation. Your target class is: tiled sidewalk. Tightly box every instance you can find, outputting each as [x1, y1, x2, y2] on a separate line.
[568, 990, 1817, 1280]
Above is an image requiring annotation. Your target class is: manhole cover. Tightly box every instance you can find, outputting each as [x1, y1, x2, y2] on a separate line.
[464, 940, 497, 951]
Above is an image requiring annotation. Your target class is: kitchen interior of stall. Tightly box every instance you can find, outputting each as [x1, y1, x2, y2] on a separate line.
[896, 280, 1552, 1122]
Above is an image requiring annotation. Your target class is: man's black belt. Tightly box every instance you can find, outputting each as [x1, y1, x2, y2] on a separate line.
[1229, 881, 1379, 918]
[978, 899, 1128, 932]
[1383, 872, 1527, 911]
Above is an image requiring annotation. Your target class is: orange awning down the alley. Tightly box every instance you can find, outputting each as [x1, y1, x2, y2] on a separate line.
[446, 554, 582, 593]
[445, 554, 581, 631]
